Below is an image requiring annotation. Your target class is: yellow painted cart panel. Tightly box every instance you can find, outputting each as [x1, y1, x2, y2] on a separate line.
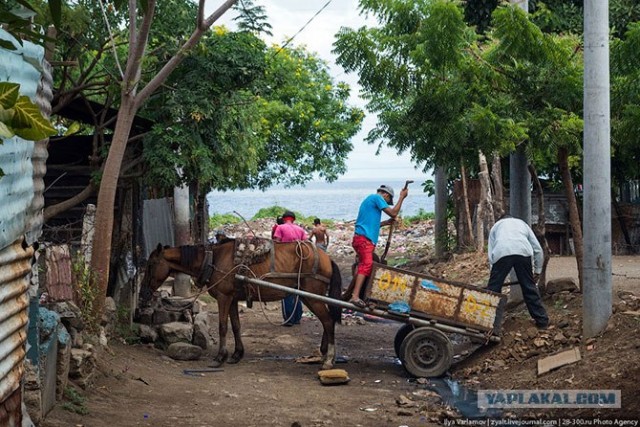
[367, 263, 506, 333]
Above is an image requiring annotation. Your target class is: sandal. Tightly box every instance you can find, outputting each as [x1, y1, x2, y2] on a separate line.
[350, 298, 367, 309]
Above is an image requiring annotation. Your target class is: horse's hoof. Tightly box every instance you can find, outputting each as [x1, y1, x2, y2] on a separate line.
[209, 360, 224, 368]
[227, 353, 244, 365]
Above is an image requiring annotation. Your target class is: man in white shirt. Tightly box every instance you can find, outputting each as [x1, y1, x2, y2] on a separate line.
[487, 214, 549, 329]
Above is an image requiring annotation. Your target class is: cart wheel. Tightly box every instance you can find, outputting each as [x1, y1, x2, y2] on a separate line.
[393, 324, 416, 360]
[400, 327, 453, 378]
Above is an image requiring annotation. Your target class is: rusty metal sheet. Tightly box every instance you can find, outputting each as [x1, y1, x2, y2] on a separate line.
[0, 240, 33, 402]
[44, 245, 74, 301]
[412, 280, 463, 320]
[367, 263, 506, 333]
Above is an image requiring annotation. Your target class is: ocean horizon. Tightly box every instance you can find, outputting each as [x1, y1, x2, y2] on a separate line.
[207, 178, 434, 221]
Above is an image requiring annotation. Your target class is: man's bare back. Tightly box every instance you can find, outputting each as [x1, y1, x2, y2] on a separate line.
[310, 219, 329, 250]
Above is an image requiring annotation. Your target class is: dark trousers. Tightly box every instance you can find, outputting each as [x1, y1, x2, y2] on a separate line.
[282, 295, 302, 324]
[487, 255, 549, 326]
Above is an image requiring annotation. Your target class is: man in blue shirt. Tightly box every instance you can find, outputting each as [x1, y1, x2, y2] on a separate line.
[349, 184, 408, 308]
[487, 214, 549, 329]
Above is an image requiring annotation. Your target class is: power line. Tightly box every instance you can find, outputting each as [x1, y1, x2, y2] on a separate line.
[273, 0, 333, 56]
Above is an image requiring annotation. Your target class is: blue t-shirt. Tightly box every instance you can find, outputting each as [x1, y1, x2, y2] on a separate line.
[354, 194, 389, 244]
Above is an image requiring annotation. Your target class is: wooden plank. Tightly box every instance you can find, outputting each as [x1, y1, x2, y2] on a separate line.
[537, 347, 581, 375]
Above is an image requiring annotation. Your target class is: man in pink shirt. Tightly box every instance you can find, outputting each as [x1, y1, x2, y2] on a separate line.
[272, 211, 308, 325]
[273, 211, 308, 242]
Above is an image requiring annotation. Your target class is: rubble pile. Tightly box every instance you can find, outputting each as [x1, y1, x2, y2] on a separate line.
[217, 218, 438, 260]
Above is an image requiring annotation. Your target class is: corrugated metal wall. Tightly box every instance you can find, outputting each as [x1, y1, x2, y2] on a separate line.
[0, 28, 51, 422]
[0, 29, 49, 249]
[0, 241, 34, 402]
[143, 198, 175, 259]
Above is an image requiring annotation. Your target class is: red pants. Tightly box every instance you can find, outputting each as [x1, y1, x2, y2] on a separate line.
[352, 235, 375, 276]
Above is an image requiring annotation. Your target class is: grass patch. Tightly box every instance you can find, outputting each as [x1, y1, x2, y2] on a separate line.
[209, 213, 241, 230]
[198, 293, 216, 305]
[211, 205, 335, 228]
[114, 306, 140, 345]
[404, 208, 435, 223]
[62, 386, 89, 415]
[388, 257, 411, 267]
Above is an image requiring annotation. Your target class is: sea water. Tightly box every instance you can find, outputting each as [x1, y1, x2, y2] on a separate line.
[207, 178, 434, 221]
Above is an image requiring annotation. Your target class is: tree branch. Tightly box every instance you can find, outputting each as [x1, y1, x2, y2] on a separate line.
[135, 0, 239, 106]
[44, 183, 96, 222]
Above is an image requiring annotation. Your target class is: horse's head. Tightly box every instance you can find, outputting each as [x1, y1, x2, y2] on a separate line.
[139, 243, 172, 307]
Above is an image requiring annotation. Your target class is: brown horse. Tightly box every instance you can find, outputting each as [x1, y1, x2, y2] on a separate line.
[139, 239, 342, 369]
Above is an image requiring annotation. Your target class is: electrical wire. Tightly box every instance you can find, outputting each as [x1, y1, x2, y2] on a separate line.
[273, 0, 333, 56]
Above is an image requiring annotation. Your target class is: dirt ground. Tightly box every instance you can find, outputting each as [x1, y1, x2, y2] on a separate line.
[41, 242, 640, 426]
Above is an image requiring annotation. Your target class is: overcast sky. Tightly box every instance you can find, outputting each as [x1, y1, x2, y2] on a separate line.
[209, 0, 426, 181]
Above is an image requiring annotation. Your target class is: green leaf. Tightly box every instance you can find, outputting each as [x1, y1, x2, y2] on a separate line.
[64, 121, 81, 136]
[12, 96, 57, 140]
[0, 83, 20, 109]
[48, 0, 62, 29]
[0, 39, 18, 51]
[0, 122, 15, 139]
[0, 107, 15, 124]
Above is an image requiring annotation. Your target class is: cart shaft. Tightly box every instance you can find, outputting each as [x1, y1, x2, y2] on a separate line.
[235, 274, 500, 343]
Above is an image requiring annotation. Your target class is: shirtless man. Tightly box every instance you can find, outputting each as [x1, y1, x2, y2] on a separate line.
[310, 218, 329, 251]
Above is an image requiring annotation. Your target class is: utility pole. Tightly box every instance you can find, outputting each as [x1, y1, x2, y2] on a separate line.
[583, 0, 612, 337]
[173, 183, 192, 297]
[508, 0, 530, 304]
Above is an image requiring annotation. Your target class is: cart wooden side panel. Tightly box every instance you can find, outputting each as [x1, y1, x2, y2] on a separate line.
[366, 263, 507, 334]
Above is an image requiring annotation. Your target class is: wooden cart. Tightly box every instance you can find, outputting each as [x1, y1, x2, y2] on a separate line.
[365, 262, 507, 377]
[236, 262, 506, 378]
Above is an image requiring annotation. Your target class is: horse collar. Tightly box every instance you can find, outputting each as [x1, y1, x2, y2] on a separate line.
[198, 250, 214, 284]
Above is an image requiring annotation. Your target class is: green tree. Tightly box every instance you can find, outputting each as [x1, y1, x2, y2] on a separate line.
[485, 5, 585, 287]
[142, 29, 362, 193]
[530, 0, 640, 38]
[611, 23, 640, 186]
[85, 0, 240, 318]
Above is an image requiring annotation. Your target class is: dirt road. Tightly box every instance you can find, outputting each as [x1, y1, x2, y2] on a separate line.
[41, 255, 640, 426]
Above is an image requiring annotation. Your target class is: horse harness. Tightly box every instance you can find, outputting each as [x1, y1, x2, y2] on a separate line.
[197, 239, 330, 306]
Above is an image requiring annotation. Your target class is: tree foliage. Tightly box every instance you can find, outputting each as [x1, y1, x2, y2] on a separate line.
[335, 1, 586, 181]
[142, 29, 363, 192]
[611, 22, 640, 183]
[334, 0, 524, 173]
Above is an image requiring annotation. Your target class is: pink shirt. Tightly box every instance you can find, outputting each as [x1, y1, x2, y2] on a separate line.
[274, 223, 308, 242]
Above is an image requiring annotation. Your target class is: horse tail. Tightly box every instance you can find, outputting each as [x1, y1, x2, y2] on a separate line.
[329, 260, 342, 324]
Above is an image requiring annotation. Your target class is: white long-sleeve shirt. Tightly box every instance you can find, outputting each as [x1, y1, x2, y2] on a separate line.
[488, 217, 544, 273]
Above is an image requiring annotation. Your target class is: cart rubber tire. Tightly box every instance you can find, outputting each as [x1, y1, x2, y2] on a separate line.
[393, 324, 416, 360]
[399, 327, 453, 378]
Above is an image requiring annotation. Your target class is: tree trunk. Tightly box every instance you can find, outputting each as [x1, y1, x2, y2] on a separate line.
[528, 164, 551, 292]
[91, 100, 137, 316]
[87, 0, 239, 319]
[490, 154, 505, 219]
[477, 151, 495, 252]
[558, 147, 584, 291]
[612, 196, 635, 253]
[434, 166, 448, 258]
[460, 162, 474, 250]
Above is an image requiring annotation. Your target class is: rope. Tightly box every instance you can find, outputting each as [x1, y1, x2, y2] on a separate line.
[159, 263, 253, 313]
[257, 240, 311, 326]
